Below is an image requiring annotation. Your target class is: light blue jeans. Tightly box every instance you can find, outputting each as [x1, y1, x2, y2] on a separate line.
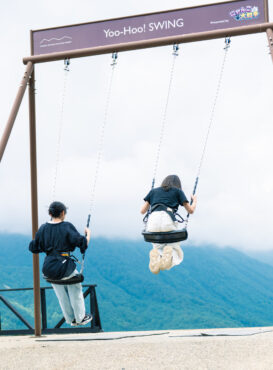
[52, 270, 85, 324]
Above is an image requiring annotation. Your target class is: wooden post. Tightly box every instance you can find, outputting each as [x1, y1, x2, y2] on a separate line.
[266, 28, 273, 63]
[29, 67, 41, 336]
[0, 62, 33, 161]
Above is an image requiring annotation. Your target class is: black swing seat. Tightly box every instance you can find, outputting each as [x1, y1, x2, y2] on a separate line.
[45, 273, 84, 285]
[142, 228, 188, 244]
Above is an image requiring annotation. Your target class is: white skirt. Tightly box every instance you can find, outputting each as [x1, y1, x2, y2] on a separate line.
[146, 210, 184, 267]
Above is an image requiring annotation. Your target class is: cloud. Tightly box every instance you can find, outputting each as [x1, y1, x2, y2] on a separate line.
[0, 0, 273, 252]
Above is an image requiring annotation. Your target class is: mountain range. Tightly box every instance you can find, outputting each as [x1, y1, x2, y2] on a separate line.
[0, 233, 273, 332]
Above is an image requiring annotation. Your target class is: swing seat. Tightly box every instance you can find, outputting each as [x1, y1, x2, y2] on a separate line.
[142, 228, 188, 244]
[45, 273, 84, 285]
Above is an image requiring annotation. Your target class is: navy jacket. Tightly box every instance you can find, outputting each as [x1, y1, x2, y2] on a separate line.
[29, 221, 88, 279]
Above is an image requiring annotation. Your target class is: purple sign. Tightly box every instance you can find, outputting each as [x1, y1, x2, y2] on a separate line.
[32, 0, 266, 55]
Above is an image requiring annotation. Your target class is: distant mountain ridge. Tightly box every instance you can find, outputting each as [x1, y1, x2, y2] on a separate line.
[0, 233, 273, 332]
[245, 249, 273, 267]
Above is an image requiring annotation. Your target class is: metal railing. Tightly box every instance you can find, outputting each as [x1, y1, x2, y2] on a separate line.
[0, 284, 102, 335]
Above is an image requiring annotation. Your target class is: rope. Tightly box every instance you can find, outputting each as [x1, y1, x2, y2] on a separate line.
[196, 38, 231, 179]
[185, 37, 231, 223]
[52, 58, 70, 202]
[151, 44, 179, 189]
[88, 52, 118, 216]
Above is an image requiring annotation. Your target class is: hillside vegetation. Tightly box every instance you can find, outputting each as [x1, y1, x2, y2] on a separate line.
[0, 234, 273, 332]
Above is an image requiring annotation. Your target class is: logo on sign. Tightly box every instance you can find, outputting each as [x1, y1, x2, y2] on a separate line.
[230, 6, 259, 21]
[40, 36, 72, 48]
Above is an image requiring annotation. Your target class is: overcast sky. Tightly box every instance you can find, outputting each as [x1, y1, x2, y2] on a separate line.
[0, 0, 272, 252]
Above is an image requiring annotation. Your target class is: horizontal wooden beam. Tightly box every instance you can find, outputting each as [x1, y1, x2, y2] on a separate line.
[23, 22, 273, 65]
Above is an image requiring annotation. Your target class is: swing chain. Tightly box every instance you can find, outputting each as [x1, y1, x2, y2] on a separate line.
[144, 44, 180, 230]
[196, 37, 231, 180]
[151, 44, 180, 189]
[185, 37, 231, 227]
[52, 59, 70, 201]
[88, 53, 118, 214]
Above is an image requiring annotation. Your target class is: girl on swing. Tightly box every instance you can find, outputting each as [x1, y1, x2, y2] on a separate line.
[29, 201, 92, 326]
[141, 175, 197, 274]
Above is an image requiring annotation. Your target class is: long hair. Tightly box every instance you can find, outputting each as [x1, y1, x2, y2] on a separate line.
[161, 175, 182, 191]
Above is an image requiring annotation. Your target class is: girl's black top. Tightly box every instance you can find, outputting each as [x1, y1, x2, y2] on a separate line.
[29, 221, 88, 279]
[144, 187, 188, 211]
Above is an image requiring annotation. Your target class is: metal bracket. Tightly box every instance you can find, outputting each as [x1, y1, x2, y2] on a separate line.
[64, 58, 70, 71]
[173, 44, 179, 56]
[111, 52, 118, 66]
[224, 37, 231, 50]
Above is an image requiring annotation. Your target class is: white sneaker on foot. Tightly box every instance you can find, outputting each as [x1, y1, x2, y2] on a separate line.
[78, 314, 93, 326]
[149, 249, 161, 274]
[160, 246, 173, 270]
[71, 319, 77, 327]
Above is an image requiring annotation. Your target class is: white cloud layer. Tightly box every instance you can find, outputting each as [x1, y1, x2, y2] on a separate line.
[0, 0, 273, 252]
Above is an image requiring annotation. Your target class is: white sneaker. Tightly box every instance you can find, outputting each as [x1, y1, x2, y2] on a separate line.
[71, 319, 77, 327]
[78, 314, 93, 326]
[149, 249, 161, 274]
[160, 246, 173, 270]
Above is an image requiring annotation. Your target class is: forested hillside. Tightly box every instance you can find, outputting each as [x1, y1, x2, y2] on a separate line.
[0, 234, 273, 332]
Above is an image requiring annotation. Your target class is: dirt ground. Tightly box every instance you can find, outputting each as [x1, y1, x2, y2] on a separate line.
[0, 327, 273, 370]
